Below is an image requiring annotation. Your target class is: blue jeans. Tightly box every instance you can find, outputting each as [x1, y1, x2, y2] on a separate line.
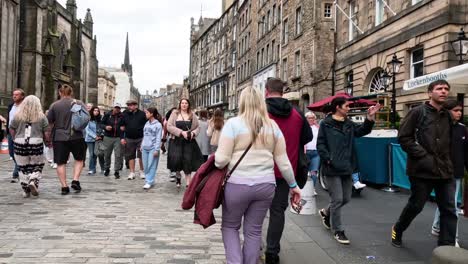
[142, 148, 160, 185]
[306, 150, 320, 185]
[86, 142, 104, 173]
[8, 134, 19, 177]
[432, 178, 461, 237]
[352, 172, 360, 184]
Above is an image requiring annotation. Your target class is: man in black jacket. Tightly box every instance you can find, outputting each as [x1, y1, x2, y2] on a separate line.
[122, 99, 147, 180]
[101, 103, 125, 178]
[392, 80, 457, 247]
[317, 97, 379, 244]
[7, 89, 25, 183]
[264, 78, 312, 264]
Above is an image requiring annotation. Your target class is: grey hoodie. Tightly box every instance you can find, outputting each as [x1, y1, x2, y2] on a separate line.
[142, 119, 162, 151]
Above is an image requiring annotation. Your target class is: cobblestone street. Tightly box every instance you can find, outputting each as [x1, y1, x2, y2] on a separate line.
[1, 152, 467, 264]
[0, 153, 225, 264]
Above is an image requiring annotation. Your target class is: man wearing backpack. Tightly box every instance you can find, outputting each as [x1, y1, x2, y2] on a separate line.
[391, 80, 457, 247]
[264, 78, 312, 264]
[47, 84, 88, 195]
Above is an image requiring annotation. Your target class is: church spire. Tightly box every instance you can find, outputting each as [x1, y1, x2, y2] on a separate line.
[124, 33, 130, 66]
[121, 33, 133, 76]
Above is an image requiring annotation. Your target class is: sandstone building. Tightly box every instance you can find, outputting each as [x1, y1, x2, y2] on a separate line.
[334, 0, 468, 117]
[189, 0, 335, 114]
[97, 68, 116, 112]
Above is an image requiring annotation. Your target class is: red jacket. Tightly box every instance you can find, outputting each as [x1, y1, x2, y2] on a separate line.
[181, 155, 227, 228]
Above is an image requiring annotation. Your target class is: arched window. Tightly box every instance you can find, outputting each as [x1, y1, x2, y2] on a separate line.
[368, 69, 386, 94]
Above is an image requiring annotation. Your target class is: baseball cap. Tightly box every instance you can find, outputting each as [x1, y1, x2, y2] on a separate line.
[113, 102, 122, 108]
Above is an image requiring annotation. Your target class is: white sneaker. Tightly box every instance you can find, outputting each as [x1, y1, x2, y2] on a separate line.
[52, 163, 57, 169]
[22, 191, 30, 198]
[127, 172, 135, 180]
[139, 171, 145, 179]
[311, 185, 318, 196]
[143, 183, 151, 190]
[456, 240, 460, 248]
[353, 181, 366, 189]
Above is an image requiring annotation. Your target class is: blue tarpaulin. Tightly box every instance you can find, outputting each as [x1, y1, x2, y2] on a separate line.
[391, 143, 462, 203]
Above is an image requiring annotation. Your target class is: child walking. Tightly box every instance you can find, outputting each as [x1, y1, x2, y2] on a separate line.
[141, 107, 163, 190]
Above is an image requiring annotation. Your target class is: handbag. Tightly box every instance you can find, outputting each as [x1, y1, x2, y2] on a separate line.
[94, 139, 106, 157]
[296, 150, 310, 189]
[195, 143, 253, 208]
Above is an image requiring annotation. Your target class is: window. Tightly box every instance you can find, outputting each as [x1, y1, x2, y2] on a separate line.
[233, 25, 237, 41]
[232, 52, 236, 68]
[257, 51, 260, 70]
[261, 48, 265, 68]
[375, 0, 384, 26]
[272, 40, 276, 61]
[282, 58, 288, 81]
[295, 7, 302, 35]
[295, 51, 301, 77]
[266, 44, 270, 64]
[348, 1, 357, 41]
[277, 5, 281, 25]
[345, 71, 354, 94]
[283, 18, 289, 44]
[273, 5, 277, 26]
[267, 10, 271, 31]
[411, 48, 424, 78]
[324, 3, 333, 18]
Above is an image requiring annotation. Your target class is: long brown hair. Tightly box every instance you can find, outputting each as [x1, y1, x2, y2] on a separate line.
[177, 98, 193, 119]
[213, 108, 224, 130]
[146, 107, 163, 123]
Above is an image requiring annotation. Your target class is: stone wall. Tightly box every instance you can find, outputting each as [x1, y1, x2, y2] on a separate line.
[0, 0, 19, 112]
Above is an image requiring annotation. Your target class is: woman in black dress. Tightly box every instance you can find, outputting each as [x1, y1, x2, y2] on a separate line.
[167, 99, 204, 188]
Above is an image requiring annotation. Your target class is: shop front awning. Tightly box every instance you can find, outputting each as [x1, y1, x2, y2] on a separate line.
[403, 63, 468, 91]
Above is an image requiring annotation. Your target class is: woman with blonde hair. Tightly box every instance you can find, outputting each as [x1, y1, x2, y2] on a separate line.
[9, 95, 48, 197]
[207, 108, 224, 153]
[167, 99, 204, 188]
[215, 87, 301, 264]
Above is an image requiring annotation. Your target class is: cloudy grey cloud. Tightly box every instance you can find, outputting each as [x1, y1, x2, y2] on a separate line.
[57, 0, 221, 95]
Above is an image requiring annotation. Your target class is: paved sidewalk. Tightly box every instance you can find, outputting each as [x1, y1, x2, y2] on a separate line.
[0, 152, 466, 264]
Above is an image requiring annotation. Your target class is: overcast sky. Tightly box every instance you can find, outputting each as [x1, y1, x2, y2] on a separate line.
[57, 0, 221, 95]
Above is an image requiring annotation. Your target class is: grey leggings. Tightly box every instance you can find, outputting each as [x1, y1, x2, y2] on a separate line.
[325, 175, 353, 232]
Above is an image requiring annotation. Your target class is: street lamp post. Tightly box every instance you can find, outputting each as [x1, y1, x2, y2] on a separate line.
[381, 54, 402, 129]
[451, 28, 468, 65]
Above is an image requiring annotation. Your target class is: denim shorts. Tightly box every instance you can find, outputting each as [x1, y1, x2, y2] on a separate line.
[306, 150, 320, 172]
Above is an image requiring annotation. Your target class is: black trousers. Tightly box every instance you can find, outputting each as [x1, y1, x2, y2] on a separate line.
[394, 177, 457, 246]
[266, 179, 289, 255]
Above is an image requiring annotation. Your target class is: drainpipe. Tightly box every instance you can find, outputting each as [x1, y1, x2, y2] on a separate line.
[279, 0, 283, 79]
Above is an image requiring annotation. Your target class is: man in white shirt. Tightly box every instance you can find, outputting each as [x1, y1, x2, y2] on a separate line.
[7, 89, 25, 183]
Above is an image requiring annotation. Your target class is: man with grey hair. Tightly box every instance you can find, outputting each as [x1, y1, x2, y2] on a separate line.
[7, 89, 25, 183]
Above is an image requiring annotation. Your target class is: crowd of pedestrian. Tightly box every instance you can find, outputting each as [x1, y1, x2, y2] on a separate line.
[3, 78, 466, 263]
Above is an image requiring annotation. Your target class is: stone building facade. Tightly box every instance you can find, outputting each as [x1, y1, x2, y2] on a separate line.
[334, 0, 468, 117]
[0, 0, 98, 111]
[154, 83, 186, 117]
[0, 0, 20, 109]
[189, 3, 238, 114]
[97, 68, 116, 112]
[2, 0, 99, 111]
[189, 0, 335, 114]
